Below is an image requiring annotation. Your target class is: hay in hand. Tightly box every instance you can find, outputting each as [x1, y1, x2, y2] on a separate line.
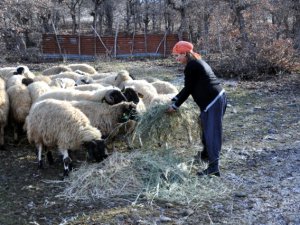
[57, 150, 230, 206]
[131, 101, 201, 149]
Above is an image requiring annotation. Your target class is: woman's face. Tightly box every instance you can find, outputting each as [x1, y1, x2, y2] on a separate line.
[173, 53, 187, 64]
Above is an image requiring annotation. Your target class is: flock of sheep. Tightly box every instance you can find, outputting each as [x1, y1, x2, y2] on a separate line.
[0, 63, 179, 176]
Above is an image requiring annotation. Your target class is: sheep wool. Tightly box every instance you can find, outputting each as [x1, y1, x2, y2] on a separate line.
[27, 81, 52, 103]
[36, 87, 121, 104]
[7, 84, 32, 124]
[67, 63, 97, 74]
[0, 67, 16, 80]
[6, 75, 26, 90]
[71, 100, 137, 137]
[49, 71, 84, 81]
[26, 99, 102, 151]
[42, 65, 72, 76]
[151, 80, 178, 95]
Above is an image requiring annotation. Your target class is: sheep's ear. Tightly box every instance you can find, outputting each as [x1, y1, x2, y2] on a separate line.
[138, 92, 144, 98]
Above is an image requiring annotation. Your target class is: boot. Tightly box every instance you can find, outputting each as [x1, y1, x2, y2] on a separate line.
[193, 148, 209, 163]
[197, 160, 220, 177]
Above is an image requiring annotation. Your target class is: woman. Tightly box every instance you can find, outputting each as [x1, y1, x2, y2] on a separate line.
[166, 41, 227, 177]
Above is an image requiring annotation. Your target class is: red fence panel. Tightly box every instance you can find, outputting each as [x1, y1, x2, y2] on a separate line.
[42, 33, 187, 59]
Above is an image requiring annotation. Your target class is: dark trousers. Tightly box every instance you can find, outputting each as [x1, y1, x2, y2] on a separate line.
[200, 93, 227, 165]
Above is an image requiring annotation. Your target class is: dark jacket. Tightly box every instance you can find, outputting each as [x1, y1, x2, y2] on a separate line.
[173, 59, 223, 112]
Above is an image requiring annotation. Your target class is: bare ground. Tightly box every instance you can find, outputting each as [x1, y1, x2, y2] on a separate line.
[0, 61, 299, 225]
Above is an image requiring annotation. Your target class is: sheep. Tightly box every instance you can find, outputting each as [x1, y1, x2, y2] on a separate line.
[0, 67, 16, 80]
[73, 83, 107, 91]
[22, 78, 34, 86]
[6, 83, 32, 141]
[13, 65, 35, 80]
[6, 75, 26, 89]
[114, 70, 158, 107]
[27, 81, 52, 103]
[49, 71, 84, 81]
[75, 75, 94, 86]
[50, 78, 76, 89]
[67, 63, 97, 74]
[36, 87, 127, 105]
[151, 80, 178, 95]
[0, 78, 9, 149]
[71, 100, 137, 138]
[122, 87, 146, 113]
[90, 72, 117, 80]
[33, 75, 52, 85]
[42, 65, 72, 76]
[0, 65, 35, 80]
[26, 99, 107, 176]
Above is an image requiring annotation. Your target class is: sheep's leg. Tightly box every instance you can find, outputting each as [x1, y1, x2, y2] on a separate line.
[59, 149, 72, 176]
[37, 144, 43, 169]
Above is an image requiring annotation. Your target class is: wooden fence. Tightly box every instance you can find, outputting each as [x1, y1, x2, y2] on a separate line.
[42, 33, 186, 60]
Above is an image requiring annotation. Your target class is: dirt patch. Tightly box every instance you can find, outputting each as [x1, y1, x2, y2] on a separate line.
[0, 61, 299, 224]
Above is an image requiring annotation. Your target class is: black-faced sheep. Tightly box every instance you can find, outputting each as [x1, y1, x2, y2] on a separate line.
[71, 100, 138, 137]
[13, 65, 35, 80]
[26, 99, 107, 176]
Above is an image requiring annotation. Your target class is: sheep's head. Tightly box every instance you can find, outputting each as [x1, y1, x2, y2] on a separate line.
[119, 103, 139, 123]
[122, 87, 140, 104]
[75, 76, 93, 86]
[104, 89, 127, 105]
[22, 78, 34, 86]
[13, 66, 26, 75]
[114, 70, 132, 87]
[84, 139, 107, 162]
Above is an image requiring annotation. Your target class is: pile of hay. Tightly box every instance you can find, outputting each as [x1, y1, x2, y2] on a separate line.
[130, 101, 201, 149]
[57, 150, 230, 206]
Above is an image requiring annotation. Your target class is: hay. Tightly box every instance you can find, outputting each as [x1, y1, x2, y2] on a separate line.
[130, 101, 201, 149]
[57, 150, 230, 206]
[55, 101, 230, 206]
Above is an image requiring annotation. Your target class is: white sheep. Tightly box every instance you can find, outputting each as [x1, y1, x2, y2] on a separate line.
[6, 75, 26, 89]
[0, 65, 35, 80]
[42, 65, 72, 76]
[36, 87, 127, 105]
[90, 72, 117, 80]
[151, 80, 178, 95]
[49, 71, 84, 81]
[33, 75, 52, 85]
[114, 70, 157, 107]
[73, 83, 107, 91]
[67, 63, 97, 74]
[6, 83, 32, 141]
[0, 67, 16, 80]
[75, 75, 94, 86]
[0, 78, 9, 149]
[26, 99, 107, 176]
[50, 78, 76, 89]
[27, 81, 52, 103]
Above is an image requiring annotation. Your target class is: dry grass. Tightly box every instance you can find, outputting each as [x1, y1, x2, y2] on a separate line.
[57, 149, 230, 206]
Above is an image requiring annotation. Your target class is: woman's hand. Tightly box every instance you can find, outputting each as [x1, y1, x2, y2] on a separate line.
[165, 106, 177, 114]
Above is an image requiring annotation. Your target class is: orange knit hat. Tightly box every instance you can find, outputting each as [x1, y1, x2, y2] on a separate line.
[172, 41, 201, 59]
